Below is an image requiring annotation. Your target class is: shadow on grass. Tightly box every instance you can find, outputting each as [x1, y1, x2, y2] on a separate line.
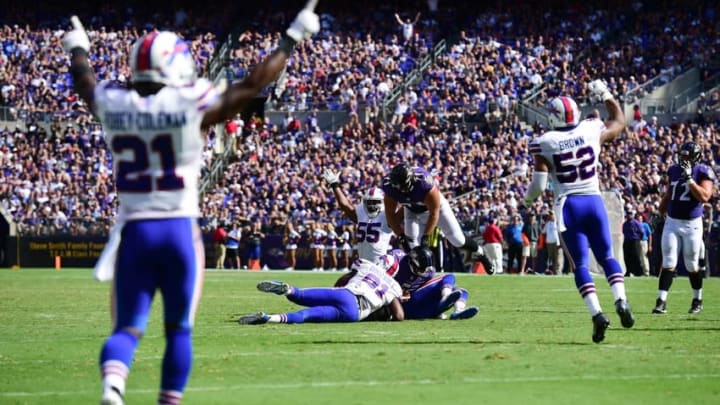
[628, 327, 720, 332]
[295, 340, 589, 346]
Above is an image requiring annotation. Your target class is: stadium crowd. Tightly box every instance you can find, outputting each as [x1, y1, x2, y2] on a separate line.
[1, 0, 719, 274]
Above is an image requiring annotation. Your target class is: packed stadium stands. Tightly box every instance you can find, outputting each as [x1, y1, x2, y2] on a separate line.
[1, 0, 718, 273]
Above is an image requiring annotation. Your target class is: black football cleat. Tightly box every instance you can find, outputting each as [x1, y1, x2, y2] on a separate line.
[615, 299, 635, 328]
[688, 299, 703, 314]
[652, 298, 667, 314]
[592, 312, 610, 343]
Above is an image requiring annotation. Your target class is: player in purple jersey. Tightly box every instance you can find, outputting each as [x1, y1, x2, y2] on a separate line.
[523, 80, 634, 343]
[238, 258, 404, 324]
[63, 5, 319, 404]
[381, 247, 479, 320]
[381, 164, 492, 273]
[653, 141, 716, 315]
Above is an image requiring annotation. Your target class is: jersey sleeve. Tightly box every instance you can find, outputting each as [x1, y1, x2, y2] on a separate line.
[178, 78, 220, 112]
[528, 137, 543, 156]
[697, 164, 717, 183]
[93, 80, 119, 118]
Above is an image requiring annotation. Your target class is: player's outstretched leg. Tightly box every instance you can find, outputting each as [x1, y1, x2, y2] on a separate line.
[450, 306, 478, 320]
[257, 281, 291, 295]
[437, 290, 462, 314]
[238, 312, 271, 325]
[449, 288, 478, 320]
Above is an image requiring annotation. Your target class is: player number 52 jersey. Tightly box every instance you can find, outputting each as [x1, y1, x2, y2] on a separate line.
[94, 78, 219, 220]
[345, 259, 402, 319]
[529, 119, 605, 197]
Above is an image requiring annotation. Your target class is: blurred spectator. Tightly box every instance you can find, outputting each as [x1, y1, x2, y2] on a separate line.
[212, 222, 227, 269]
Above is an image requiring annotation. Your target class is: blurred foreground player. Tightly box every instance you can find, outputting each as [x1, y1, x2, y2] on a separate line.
[63, 3, 319, 403]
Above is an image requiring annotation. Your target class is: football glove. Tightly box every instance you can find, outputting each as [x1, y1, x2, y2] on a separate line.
[322, 169, 340, 187]
[420, 234, 431, 250]
[62, 16, 90, 53]
[587, 79, 613, 104]
[397, 234, 412, 252]
[680, 160, 693, 181]
[286, 8, 320, 42]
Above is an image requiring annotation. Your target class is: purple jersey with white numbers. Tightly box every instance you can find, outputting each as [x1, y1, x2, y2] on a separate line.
[381, 166, 436, 213]
[667, 163, 716, 220]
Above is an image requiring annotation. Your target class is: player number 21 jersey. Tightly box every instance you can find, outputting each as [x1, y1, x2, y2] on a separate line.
[529, 119, 605, 197]
[94, 78, 219, 220]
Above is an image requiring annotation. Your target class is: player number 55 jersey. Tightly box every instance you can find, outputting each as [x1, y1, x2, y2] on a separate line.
[354, 205, 393, 262]
[529, 119, 605, 197]
[94, 78, 219, 220]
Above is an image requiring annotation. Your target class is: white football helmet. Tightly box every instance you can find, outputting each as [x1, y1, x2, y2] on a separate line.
[547, 96, 581, 129]
[362, 187, 384, 218]
[377, 253, 400, 277]
[129, 31, 196, 87]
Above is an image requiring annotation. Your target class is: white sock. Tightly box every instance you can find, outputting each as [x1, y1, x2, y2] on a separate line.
[611, 283, 626, 302]
[441, 287, 452, 299]
[454, 300, 466, 313]
[583, 293, 602, 316]
[659, 290, 669, 301]
[268, 314, 283, 323]
[694, 289, 702, 300]
[101, 360, 128, 395]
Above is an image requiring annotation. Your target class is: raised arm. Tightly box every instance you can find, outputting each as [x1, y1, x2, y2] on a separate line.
[323, 169, 358, 223]
[587, 79, 626, 143]
[62, 17, 97, 114]
[201, 7, 319, 129]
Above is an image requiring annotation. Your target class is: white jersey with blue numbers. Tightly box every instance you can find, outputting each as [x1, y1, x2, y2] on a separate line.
[354, 205, 393, 262]
[345, 259, 403, 319]
[529, 119, 605, 197]
[94, 78, 219, 221]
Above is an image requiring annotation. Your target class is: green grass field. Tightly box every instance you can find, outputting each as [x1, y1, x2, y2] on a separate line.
[1, 269, 719, 405]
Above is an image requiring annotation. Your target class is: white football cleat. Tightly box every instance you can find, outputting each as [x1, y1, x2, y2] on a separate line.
[100, 386, 124, 405]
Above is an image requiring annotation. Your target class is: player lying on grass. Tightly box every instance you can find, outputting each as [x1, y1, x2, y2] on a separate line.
[238, 258, 404, 324]
[334, 247, 478, 321]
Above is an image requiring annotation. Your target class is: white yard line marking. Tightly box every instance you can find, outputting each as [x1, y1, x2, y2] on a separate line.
[3, 373, 720, 397]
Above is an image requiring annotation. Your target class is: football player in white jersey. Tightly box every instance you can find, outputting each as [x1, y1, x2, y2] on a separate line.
[238, 258, 404, 324]
[63, 5, 319, 404]
[523, 80, 634, 344]
[322, 169, 393, 262]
